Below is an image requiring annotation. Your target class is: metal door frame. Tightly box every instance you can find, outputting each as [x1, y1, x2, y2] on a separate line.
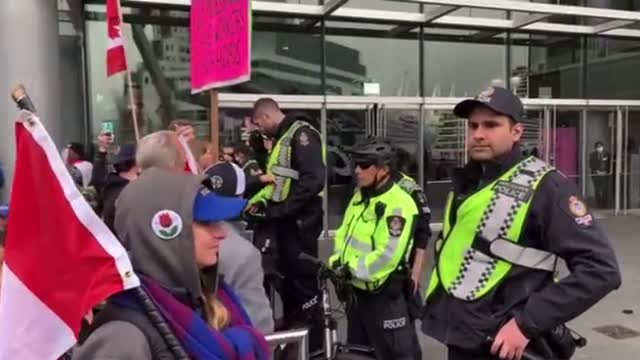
[216, 94, 640, 231]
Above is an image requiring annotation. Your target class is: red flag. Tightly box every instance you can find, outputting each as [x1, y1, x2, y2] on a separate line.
[107, 0, 127, 76]
[179, 135, 200, 175]
[0, 111, 139, 359]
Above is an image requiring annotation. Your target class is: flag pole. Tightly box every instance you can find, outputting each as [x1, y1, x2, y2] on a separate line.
[116, 0, 141, 143]
[126, 71, 141, 142]
[210, 89, 219, 161]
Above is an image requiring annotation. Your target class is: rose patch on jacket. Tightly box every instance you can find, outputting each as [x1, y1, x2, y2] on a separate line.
[151, 210, 183, 240]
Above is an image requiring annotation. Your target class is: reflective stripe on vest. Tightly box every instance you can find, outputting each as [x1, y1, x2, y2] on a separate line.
[269, 121, 318, 202]
[425, 157, 556, 301]
[242, 159, 258, 171]
[337, 186, 416, 291]
[249, 120, 326, 204]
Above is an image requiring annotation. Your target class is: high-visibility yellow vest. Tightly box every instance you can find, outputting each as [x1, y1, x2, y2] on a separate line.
[330, 183, 417, 291]
[250, 121, 325, 204]
[425, 157, 559, 301]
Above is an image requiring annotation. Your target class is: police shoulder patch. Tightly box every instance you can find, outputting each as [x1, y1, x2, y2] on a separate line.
[566, 195, 593, 227]
[299, 131, 309, 146]
[387, 215, 406, 237]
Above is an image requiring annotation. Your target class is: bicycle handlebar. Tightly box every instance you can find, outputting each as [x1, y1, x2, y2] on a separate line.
[297, 252, 351, 289]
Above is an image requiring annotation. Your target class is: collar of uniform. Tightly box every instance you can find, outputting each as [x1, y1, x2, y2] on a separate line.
[361, 176, 394, 199]
[453, 144, 524, 193]
[275, 113, 297, 139]
[391, 171, 403, 183]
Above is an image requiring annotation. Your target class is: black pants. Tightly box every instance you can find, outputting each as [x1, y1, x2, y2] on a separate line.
[592, 175, 609, 208]
[275, 207, 324, 352]
[448, 347, 496, 360]
[347, 283, 421, 360]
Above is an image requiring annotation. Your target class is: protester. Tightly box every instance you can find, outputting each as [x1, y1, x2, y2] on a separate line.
[199, 142, 217, 171]
[136, 131, 186, 172]
[73, 169, 269, 359]
[104, 144, 139, 232]
[89, 131, 140, 231]
[203, 162, 274, 334]
[221, 144, 236, 163]
[234, 143, 270, 199]
[135, 131, 273, 330]
[63, 142, 94, 188]
[62, 142, 99, 212]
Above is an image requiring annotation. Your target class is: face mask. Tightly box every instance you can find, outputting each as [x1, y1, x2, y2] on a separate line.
[596, 146, 604, 152]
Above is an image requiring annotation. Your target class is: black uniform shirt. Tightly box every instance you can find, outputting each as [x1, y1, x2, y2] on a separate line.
[421, 146, 621, 350]
[265, 113, 325, 219]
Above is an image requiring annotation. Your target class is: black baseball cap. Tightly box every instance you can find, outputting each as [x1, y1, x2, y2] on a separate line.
[453, 86, 524, 123]
[203, 162, 246, 197]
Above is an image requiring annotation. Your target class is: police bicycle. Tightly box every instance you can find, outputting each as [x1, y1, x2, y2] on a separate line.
[272, 253, 376, 360]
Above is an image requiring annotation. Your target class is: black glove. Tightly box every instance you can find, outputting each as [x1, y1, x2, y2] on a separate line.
[243, 201, 268, 222]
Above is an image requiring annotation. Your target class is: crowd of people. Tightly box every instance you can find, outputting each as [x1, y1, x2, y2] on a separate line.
[0, 89, 623, 360]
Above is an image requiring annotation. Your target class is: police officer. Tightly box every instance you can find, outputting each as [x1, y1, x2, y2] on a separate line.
[421, 86, 621, 360]
[363, 137, 433, 292]
[330, 138, 421, 360]
[247, 97, 325, 351]
[390, 143, 432, 292]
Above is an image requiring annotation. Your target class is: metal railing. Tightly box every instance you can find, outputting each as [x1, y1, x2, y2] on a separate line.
[265, 328, 310, 360]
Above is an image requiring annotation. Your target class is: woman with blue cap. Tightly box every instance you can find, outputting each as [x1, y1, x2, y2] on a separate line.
[73, 168, 269, 360]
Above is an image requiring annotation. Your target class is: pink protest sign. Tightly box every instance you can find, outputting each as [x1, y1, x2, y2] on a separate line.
[190, 0, 251, 94]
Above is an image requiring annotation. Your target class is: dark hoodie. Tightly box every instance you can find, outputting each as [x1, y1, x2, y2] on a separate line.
[73, 168, 216, 359]
[101, 173, 130, 232]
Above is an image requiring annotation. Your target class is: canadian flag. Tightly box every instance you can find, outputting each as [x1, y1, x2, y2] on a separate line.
[0, 111, 139, 359]
[107, 0, 127, 76]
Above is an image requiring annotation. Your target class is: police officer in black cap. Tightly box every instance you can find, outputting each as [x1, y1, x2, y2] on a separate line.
[420, 86, 621, 360]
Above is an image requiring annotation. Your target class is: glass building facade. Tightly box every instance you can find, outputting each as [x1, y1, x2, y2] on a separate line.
[3, 0, 640, 229]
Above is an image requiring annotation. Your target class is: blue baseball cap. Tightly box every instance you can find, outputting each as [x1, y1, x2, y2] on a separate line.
[0, 204, 8, 218]
[193, 187, 247, 223]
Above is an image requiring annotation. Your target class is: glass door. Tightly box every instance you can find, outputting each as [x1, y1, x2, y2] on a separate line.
[621, 107, 640, 215]
[520, 107, 546, 160]
[549, 108, 583, 188]
[423, 105, 467, 223]
[325, 98, 378, 229]
[380, 99, 422, 181]
[584, 108, 618, 215]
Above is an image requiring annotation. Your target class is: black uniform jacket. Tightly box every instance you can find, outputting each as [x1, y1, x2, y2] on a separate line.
[265, 113, 326, 220]
[421, 146, 621, 350]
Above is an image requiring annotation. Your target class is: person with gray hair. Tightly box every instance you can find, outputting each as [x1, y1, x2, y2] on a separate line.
[136, 130, 185, 171]
[131, 129, 274, 334]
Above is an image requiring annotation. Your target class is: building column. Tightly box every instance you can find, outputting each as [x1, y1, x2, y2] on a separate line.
[0, 0, 61, 200]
